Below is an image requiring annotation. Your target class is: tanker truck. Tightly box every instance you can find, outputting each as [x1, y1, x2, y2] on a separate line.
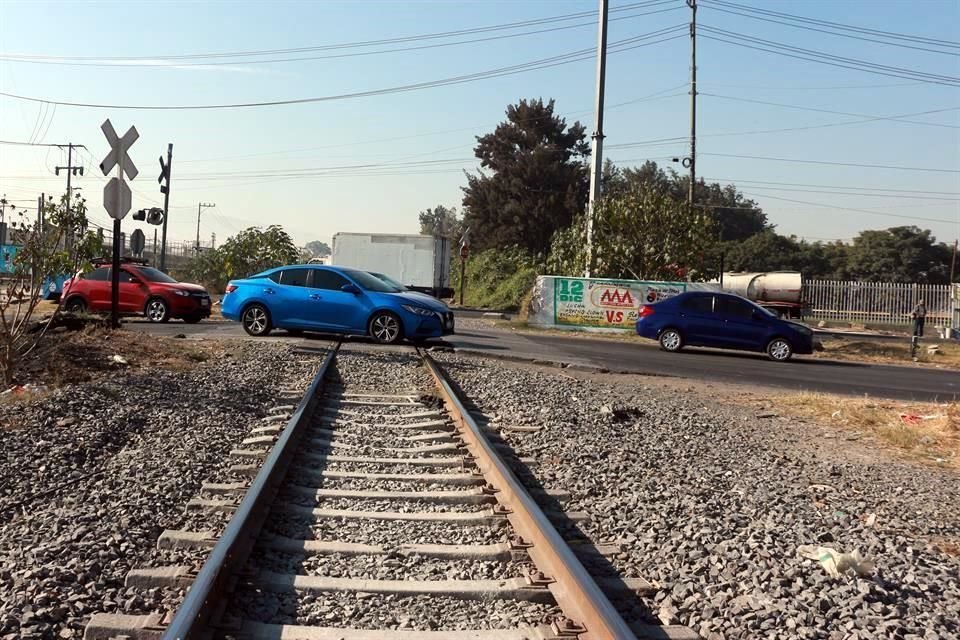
[718, 271, 805, 319]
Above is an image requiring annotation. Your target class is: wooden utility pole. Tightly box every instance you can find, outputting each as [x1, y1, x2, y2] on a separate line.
[55, 143, 86, 247]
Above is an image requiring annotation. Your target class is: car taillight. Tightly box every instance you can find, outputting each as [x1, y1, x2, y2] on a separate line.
[225, 284, 237, 293]
[639, 305, 655, 317]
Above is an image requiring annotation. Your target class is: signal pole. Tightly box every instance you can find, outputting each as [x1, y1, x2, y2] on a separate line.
[55, 143, 87, 247]
[687, 0, 698, 209]
[584, 0, 609, 278]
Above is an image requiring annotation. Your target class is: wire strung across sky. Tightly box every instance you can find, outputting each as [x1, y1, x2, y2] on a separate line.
[0, 27, 687, 110]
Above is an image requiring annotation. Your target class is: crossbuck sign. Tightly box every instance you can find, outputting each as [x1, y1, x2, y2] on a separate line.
[100, 119, 139, 220]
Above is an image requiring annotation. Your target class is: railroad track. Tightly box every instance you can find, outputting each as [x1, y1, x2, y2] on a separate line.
[84, 344, 696, 640]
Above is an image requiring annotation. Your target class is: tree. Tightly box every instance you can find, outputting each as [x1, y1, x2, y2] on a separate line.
[462, 98, 589, 255]
[188, 225, 300, 292]
[548, 185, 714, 281]
[304, 240, 331, 258]
[603, 160, 767, 242]
[0, 193, 100, 385]
[418, 205, 462, 238]
[845, 226, 952, 283]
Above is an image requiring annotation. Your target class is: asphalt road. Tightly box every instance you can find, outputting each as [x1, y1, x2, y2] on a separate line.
[126, 319, 960, 401]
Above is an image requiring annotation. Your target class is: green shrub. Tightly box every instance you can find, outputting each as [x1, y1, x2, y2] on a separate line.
[452, 246, 540, 311]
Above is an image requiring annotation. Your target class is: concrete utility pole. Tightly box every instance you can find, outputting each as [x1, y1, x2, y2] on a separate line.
[584, 0, 609, 278]
[196, 202, 215, 253]
[55, 143, 87, 247]
[951, 239, 958, 284]
[687, 0, 698, 209]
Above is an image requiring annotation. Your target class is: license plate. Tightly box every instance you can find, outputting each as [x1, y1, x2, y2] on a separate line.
[201, 299, 210, 307]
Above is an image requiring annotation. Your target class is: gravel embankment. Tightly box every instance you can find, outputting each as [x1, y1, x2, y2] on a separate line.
[435, 353, 960, 640]
[0, 341, 320, 640]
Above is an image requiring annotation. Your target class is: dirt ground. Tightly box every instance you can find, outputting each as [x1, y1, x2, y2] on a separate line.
[3, 326, 223, 394]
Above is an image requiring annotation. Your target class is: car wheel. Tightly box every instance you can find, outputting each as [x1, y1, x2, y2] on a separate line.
[767, 337, 793, 362]
[182, 315, 203, 324]
[659, 328, 683, 352]
[145, 297, 170, 323]
[242, 304, 272, 336]
[369, 311, 403, 345]
[64, 297, 86, 314]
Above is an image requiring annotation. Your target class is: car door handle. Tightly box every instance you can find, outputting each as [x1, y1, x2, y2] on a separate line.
[309, 294, 322, 300]
[263, 288, 275, 294]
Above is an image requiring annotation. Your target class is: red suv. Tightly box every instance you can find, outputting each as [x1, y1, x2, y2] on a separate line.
[61, 258, 212, 323]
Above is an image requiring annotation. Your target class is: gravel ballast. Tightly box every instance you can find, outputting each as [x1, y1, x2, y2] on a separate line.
[0, 340, 320, 639]
[436, 352, 960, 640]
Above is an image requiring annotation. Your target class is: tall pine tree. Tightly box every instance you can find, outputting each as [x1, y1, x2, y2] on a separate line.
[461, 99, 589, 256]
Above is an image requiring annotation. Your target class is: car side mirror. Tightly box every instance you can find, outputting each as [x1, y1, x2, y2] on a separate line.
[341, 284, 361, 294]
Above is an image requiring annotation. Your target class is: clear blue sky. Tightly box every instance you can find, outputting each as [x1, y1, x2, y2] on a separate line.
[0, 0, 958, 249]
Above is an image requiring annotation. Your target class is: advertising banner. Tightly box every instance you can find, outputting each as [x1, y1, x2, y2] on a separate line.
[552, 277, 687, 329]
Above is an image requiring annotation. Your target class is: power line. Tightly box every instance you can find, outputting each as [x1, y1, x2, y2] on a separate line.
[701, 152, 960, 174]
[705, 0, 960, 48]
[703, 177, 960, 197]
[0, 4, 684, 68]
[0, 29, 686, 110]
[0, 0, 675, 61]
[701, 1, 960, 56]
[747, 192, 960, 225]
[0, 139, 61, 147]
[734, 185, 960, 202]
[700, 94, 960, 129]
[700, 27, 960, 87]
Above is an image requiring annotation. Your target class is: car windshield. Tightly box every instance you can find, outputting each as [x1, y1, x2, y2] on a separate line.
[136, 267, 179, 283]
[369, 272, 408, 291]
[342, 269, 403, 293]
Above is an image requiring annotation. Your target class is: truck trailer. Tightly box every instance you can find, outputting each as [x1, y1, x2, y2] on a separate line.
[719, 271, 805, 319]
[330, 233, 453, 299]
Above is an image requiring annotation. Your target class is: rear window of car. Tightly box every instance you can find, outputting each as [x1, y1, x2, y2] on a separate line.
[681, 295, 713, 314]
[311, 269, 351, 290]
[278, 269, 309, 287]
[86, 267, 110, 281]
[716, 296, 755, 319]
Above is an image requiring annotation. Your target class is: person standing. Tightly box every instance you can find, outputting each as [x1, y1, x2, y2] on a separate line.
[912, 299, 927, 337]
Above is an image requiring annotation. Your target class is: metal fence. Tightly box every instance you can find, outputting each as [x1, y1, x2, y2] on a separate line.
[805, 279, 956, 327]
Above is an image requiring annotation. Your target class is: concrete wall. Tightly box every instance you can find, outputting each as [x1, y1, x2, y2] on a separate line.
[528, 275, 718, 332]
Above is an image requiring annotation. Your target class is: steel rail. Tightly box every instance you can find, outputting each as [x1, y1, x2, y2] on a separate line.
[162, 341, 340, 640]
[419, 350, 636, 640]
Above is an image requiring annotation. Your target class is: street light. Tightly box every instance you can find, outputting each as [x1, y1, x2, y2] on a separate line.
[196, 202, 215, 253]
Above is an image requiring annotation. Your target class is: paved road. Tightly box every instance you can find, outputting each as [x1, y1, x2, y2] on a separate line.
[127, 319, 960, 401]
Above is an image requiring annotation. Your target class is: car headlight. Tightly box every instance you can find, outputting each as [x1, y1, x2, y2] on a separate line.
[174, 290, 190, 297]
[402, 304, 434, 316]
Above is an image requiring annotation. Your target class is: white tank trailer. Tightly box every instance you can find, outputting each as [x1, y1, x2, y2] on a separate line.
[720, 271, 805, 318]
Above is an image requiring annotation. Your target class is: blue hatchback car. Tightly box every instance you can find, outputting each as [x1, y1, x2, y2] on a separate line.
[221, 265, 455, 344]
[636, 291, 815, 361]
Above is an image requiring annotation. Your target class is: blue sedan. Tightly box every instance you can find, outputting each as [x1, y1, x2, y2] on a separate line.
[221, 265, 455, 344]
[636, 291, 815, 361]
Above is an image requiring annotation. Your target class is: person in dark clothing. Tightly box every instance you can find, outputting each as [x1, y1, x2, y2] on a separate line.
[912, 299, 927, 337]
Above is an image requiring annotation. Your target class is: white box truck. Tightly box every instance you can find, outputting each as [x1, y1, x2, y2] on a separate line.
[331, 233, 453, 299]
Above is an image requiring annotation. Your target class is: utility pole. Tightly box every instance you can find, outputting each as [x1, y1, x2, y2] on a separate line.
[196, 202, 215, 253]
[55, 143, 87, 247]
[158, 143, 173, 271]
[153, 228, 158, 266]
[951, 239, 958, 284]
[687, 0, 697, 209]
[584, 0, 609, 278]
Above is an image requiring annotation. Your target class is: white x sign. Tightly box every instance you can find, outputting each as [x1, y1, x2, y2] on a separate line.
[99, 119, 139, 180]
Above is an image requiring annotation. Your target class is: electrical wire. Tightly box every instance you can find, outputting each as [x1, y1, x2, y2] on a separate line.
[0, 29, 686, 110]
[702, 177, 960, 197]
[700, 27, 960, 87]
[745, 191, 959, 225]
[0, 5, 684, 68]
[0, 139, 60, 147]
[701, 152, 959, 173]
[700, 94, 960, 129]
[705, 0, 960, 48]
[701, 1, 960, 57]
[35, 102, 56, 143]
[1, 0, 676, 62]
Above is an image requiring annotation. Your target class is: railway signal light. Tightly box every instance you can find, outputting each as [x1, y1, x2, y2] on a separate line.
[132, 209, 147, 221]
[146, 207, 164, 225]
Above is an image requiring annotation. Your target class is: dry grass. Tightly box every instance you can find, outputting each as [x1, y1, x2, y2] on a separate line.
[773, 393, 960, 468]
[815, 339, 960, 368]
